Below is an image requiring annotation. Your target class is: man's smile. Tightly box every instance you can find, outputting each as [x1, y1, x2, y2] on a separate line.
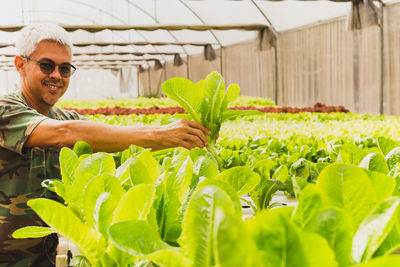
[42, 80, 64, 92]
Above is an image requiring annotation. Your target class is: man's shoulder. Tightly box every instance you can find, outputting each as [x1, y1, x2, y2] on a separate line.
[0, 91, 26, 106]
[50, 105, 85, 120]
[0, 91, 35, 122]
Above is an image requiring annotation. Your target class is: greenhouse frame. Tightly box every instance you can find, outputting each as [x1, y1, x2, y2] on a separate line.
[1, 0, 400, 114]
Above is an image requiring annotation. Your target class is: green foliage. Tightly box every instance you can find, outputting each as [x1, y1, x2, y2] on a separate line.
[359, 152, 389, 174]
[197, 178, 243, 217]
[59, 147, 79, 185]
[12, 226, 57, 238]
[317, 164, 377, 231]
[352, 255, 400, 267]
[57, 95, 275, 109]
[376, 136, 399, 156]
[112, 184, 155, 223]
[307, 208, 352, 267]
[73, 140, 93, 157]
[14, 96, 400, 266]
[156, 152, 194, 244]
[27, 198, 106, 265]
[336, 144, 367, 166]
[292, 184, 322, 229]
[352, 197, 400, 264]
[13, 140, 400, 266]
[83, 174, 125, 228]
[386, 147, 400, 171]
[212, 209, 260, 267]
[109, 220, 173, 257]
[215, 166, 260, 196]
[145, 249, 192, 267]
[247, 207, 338, 267]
[179, 185, 236, 267]
[162, 71, 261, 169]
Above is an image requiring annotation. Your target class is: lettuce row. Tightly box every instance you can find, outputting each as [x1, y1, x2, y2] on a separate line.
[10, 140, 400, 267]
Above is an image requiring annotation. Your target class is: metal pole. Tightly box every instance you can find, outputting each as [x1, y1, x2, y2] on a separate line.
[274, 45, 279, 106]
[379, 4, 385, 115]
[353, 30, 360, 113]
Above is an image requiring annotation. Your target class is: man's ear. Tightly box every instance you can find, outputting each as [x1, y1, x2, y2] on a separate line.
[14, 56, 26, 76]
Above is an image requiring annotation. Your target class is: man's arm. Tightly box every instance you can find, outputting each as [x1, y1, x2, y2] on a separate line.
[25, 118, 211, 152]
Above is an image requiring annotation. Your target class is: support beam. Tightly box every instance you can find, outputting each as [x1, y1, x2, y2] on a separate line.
[0, 57, 163, 63]
[74, 51, 180, 56]
[0, 41, 218, 49]
[73, 41, 217, 47]
[0, 58, 162, 68]
[0, 24, 269, 33]
[73, 58, 162, 63]
[173, 53, 183, 66]
[0, 52, 185, 57]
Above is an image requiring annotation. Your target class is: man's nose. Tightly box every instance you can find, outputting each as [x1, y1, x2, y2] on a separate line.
[48, 66, 62, 79]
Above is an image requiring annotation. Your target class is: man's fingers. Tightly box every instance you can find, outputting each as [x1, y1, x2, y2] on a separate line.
[184, 133, 206, 148]
[181, 140, 196, 150]
[184, 119, 211, 135]
[185, 127, 208, 146]
[180, 119, 210, 146]
[156, 119, 212, 150]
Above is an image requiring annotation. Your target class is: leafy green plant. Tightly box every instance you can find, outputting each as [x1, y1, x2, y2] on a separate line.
[12, 140, 400, 267]
[13, 101, 400, 267]
[13, 142, 248, 266]
[161, 71, 261, 170]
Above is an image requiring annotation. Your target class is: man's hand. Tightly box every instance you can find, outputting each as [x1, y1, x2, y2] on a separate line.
[151, 119, 211, 150]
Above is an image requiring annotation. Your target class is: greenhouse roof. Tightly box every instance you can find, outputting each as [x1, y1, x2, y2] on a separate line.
[0, 0, 395, 70]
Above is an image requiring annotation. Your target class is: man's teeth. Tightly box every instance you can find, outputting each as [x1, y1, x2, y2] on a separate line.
[46, 84, 60, 89]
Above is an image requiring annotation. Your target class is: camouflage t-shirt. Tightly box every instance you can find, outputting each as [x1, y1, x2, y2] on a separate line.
[0, 91, 85, 266]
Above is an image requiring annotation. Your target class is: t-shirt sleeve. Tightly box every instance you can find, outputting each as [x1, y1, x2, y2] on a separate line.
[0, 100, 48, 155]
[68, 110, 88, 121]
[53, 107, 88, 121]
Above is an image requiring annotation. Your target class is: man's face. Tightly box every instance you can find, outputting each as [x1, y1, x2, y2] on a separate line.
[21, 40, 72, 107]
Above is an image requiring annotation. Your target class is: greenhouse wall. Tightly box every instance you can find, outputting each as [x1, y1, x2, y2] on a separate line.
[138, 50, 222, 98]
[0, 71, 19, 94]
[165, 60, 187, 82]
[140, 2, 400, 116]
[277, 18, 381, 114]
[278, 20, 352, 110]
[187, 52, 222, 83]
[222, 40, 276, 99]
[148, 67, 164, 97]
[138, 69, 151, 97]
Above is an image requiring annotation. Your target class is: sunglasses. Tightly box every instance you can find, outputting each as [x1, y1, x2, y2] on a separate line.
[23, 56, 76, 78]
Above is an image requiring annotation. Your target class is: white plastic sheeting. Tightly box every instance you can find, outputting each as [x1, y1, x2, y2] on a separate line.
[0, 0, 354, 53]
[0, 0, 393, 99]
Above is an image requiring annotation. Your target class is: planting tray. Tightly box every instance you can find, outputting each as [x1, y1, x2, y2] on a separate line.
[242, 191, 298, 219]
[56, 236, 80, 267]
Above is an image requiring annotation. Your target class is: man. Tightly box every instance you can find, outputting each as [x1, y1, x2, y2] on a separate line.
[0, 23, 210, 266]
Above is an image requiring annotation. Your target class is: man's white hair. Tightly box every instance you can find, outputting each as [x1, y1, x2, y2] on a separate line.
[16, 23, 72, 56]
